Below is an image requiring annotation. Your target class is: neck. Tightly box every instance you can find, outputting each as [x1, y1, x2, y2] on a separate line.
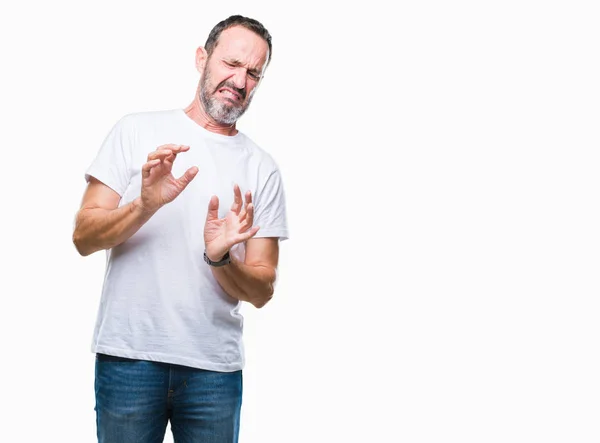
[183, 89, 238, 136]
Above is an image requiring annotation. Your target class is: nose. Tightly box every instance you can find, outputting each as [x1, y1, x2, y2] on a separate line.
[231, 68, 246, 90]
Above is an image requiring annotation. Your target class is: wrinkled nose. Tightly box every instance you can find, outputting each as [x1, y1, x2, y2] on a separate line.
[231, 68, 246, 90]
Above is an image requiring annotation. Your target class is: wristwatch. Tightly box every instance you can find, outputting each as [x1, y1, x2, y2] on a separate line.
[203, 250, 231, 267]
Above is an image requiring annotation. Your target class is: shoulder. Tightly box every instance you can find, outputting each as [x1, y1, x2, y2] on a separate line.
[116, 109, 181, 129]
[107, 109, 183, 146]
[237, 131, 280, 173]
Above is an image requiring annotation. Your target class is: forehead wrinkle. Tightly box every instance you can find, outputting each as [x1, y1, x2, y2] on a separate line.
[213, 27, 269, 71]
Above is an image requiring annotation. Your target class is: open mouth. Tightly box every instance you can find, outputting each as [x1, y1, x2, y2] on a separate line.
[218, 88, 243, 102]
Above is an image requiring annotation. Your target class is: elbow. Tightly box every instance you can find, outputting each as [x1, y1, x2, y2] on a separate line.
[72, 234, 87, 256]
[252, 280, 275, 309]
[72, 230, 94, 257]
[72, 211, 102, 256]
[253, 294, 273, 309]
[72, 213, 90, 256]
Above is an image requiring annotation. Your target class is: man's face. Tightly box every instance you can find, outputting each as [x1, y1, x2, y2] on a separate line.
[199, 26, 269, 125]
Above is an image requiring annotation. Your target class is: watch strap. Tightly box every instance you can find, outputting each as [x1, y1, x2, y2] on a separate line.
[204, 250, 231, 267]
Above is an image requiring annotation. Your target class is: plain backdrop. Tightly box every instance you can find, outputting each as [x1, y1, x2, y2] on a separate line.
[1, 0, 599, 442]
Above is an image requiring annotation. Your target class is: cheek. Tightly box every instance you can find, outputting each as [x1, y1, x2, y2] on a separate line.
[205, 65, 227, 88]
[247, 83, 260, 98]
[212, 66, 228, 81]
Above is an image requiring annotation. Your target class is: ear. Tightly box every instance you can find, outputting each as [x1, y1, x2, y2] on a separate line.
[195, 47, 208, 73]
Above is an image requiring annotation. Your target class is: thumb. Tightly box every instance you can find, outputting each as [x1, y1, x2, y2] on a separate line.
[176, 166, 199, 189]
[206, 195, 220, 221]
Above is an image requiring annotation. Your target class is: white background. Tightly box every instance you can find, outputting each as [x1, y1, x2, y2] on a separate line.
[1, 0, 599, 442]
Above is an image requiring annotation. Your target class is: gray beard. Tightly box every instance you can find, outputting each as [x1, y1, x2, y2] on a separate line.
[199, 75, 252, 125]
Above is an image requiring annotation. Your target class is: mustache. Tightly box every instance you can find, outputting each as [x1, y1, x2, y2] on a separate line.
[214, 81, 246, 100]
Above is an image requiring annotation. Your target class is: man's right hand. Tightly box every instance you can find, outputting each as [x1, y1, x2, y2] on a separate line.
[138, 144, 199, 214]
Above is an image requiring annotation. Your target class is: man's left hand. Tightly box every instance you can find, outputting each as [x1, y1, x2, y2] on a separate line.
[204, 184, 260, 261]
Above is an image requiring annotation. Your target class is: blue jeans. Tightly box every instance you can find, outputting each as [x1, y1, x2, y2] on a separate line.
[94, 354, 242, 443]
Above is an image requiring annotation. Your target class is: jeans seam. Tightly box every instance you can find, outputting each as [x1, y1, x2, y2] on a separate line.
[167, 365, 173, 410]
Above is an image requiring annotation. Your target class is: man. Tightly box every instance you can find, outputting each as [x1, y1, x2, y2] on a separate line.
[73, 15, 288, 443]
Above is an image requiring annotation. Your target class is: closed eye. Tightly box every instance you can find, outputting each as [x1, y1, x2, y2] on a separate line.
[223, 60, 261, 81]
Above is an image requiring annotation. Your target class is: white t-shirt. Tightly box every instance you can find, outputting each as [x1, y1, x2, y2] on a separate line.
[85, 109, 289, 372]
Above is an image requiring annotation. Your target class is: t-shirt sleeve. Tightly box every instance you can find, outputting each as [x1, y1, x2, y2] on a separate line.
[84, 117, 132, 196]
[253, 169, 289, 241]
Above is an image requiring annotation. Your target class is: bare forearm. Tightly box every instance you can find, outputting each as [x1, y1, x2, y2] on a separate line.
[211, 258, 276, 309]
[73, 197, 154, 256]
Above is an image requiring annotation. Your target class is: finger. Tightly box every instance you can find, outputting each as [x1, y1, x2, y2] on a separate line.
[164, 145, 190, 169]
[147, 144, 191, 161]
[230, 184, 243, 214]
[176, 166, 199, 189]
[245, 203, 255, 227]
[157, 144, 190, 154]
[206, 195, 220, 222]
[165, 144, 190, 156]
[238, 225, 260, 243]
[163, 151, 177, 169]
[142, 159, 161, 178]
[238, 190, 252, 222]
[239, 203, 254, 232]
[147, 150, 173, 161]
[236, 191, 251, 221]
[238, 207, 247, 223]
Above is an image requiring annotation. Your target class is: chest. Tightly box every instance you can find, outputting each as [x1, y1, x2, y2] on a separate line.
[122, 138, 258, 221]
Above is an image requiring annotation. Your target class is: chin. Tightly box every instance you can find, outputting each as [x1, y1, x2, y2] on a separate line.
[212, 104, 246, 124]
